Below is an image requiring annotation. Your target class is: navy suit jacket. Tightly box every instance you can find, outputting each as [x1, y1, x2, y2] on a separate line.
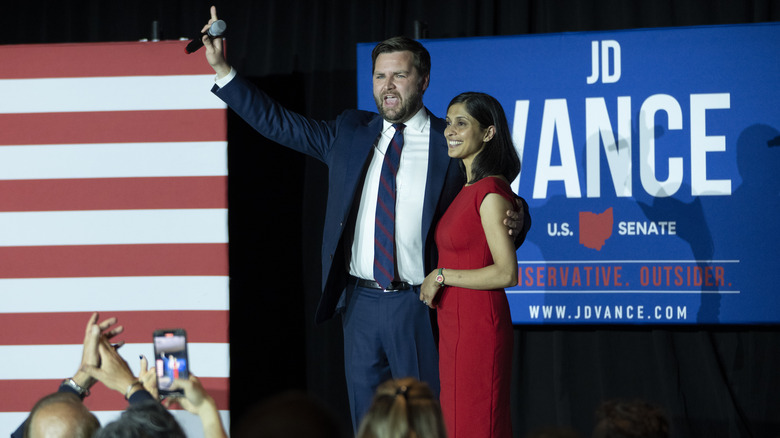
[213, 74, 464, 323]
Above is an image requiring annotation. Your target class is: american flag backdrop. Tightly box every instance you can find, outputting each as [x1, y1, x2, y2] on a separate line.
[0, 41, 229, 436]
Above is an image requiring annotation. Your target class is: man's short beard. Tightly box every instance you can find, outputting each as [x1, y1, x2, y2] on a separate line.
[375, 86, 424, 123]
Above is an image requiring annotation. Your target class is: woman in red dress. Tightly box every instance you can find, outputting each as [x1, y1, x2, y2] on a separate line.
[420, 92, 522, 438]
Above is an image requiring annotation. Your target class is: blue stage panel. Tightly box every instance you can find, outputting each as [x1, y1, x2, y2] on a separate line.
[358, 23, 780, 324]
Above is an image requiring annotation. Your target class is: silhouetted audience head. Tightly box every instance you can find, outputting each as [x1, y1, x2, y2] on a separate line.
[233, 390, 346, 438]
[24, 392, 100, 438]
[356, 377, 447, 438]
[93, 401, 186, 438]
[592, 399, 669, 438]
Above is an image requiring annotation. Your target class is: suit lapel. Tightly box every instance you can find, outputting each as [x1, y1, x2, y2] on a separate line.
[421, 113, 452, 243]
[340, 115, 384, 214]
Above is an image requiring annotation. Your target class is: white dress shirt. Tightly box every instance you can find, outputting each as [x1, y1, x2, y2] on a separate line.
[217, 69, 431, 285]
[349, 108, 430, 285]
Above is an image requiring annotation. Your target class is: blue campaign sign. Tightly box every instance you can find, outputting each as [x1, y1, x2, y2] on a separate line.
[357, 23, 780, 324]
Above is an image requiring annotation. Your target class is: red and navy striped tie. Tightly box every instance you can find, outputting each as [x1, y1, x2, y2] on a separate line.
[374, 123, 405, 290]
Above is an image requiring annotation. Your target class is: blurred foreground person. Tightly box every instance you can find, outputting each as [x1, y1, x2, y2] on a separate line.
[23, 392, 100, 438]
[592, 399, 669, 438]
[356, 377, 447, 438]
[233, 390, 346, 438]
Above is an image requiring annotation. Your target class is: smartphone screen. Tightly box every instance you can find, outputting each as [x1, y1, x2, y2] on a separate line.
[153, 329, 189, 397]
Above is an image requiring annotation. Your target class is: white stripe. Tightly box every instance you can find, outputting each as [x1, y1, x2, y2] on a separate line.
[0, 209, 227, 246]
[0, 75, 226, 114]
[0, 410, 230, 438]
[0, 343, 230, 380]
[0, 413, 27, 436]
[0, 142, 227, 180]
[0, 277, 229, 312]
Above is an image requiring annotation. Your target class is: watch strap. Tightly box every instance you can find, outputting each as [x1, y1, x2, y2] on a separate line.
[435, 268, 445, 286]
[62, 378, 90, 398]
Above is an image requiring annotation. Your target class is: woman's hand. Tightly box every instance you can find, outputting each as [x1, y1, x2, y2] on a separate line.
[139, 355, 159, 400]
[73, 312, 124, 390]
[420, 270, 443, 308]
[82, 337, 139, 398]
[164, 375, 228, 438]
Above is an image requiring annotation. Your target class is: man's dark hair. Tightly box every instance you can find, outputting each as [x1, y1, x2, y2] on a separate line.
[93, 401, 186, 438]
[371, 36, 431, 81]
[24, 392, 100, 438]
[592, 399, 669, 438]
[447, 91, 521, 184]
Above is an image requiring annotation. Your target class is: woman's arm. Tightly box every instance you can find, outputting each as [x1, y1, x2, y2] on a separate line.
[166, 375, 228, 438]
[420, 193, 518, 306]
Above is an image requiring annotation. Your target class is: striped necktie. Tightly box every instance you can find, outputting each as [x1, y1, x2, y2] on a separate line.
[374, 123, 405, 290]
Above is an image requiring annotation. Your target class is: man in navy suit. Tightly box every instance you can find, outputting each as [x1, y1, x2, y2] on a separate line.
[201, 6, 527, 429]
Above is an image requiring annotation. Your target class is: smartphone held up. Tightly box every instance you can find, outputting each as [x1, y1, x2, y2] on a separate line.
[153, 328, 189, 398]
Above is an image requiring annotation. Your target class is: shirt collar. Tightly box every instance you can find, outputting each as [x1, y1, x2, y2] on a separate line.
[382, 107, 429, 135]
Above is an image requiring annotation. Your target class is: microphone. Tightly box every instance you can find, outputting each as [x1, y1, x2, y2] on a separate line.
[185, 19, 226, 54]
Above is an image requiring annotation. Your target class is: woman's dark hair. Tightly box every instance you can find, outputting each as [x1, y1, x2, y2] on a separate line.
[371, 36, 431, 84]
[447, 92, 521, 184]
[93, 401, 186, 438]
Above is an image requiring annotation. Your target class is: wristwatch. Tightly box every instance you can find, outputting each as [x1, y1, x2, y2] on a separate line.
[435, 268, 445, 287]
[62, 378, 90, 397]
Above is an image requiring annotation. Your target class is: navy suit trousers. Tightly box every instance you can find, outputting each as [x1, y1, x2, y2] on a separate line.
[341, 278, 440, 430]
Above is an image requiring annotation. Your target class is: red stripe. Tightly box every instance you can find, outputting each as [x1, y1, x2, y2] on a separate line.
[378, 175, 396, 201]
[385, 154, 400, 175]
[0, 177, 226, 212]
[376, 196, 394, 219]
[0, 311, 228, 346]
[390, 138, 402, 156]
[0, 41, 215, 79]
[0, 378, 229, 412]
[0, 110, 226, 146]
[375, 219, 393, 243]
[373, 259, 393, 282]
[0, 244, 228, 279]
[374, 236, 394, 261]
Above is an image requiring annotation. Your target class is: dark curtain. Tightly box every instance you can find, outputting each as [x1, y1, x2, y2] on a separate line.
[6, 1, 780, 437]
